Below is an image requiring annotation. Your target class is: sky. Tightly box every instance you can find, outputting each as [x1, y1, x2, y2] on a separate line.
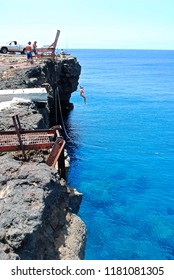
[0, 0, 174, 50]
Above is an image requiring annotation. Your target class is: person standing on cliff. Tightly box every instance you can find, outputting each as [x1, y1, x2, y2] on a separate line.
[80, 86, 86, 104]
[32, 41, 37, 60]
[26, 42, 33, 65]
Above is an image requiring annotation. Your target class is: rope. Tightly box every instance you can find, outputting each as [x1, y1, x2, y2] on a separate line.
[54, 63, 72, 140]
[55, 86, 71, 140]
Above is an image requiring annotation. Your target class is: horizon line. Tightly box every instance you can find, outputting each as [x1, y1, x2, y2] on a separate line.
[59, 47, 174, 51]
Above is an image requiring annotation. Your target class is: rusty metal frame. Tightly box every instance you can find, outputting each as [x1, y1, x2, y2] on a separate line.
[0, 114, 66, 179]
[37, 30, 60, 58]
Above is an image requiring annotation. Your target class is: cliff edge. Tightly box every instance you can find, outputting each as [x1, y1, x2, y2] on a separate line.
[0, 54, 86, 260]
[0, 53, 81, 115]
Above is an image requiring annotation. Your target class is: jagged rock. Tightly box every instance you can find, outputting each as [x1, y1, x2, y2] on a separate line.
[56, 213, 86, 260]
[68, 188, 83, 214]
[0, 55, 81, 114]
[0, 55, 86, 260]
[0, 154, 86, 260]
[0, 102, 49, 131]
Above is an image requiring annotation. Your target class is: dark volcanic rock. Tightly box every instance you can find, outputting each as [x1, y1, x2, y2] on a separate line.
[0, 55, 81, 115]
[0, 55, 86, 260]
[0, 102, 49, 131]
[0, 154, 86, 260]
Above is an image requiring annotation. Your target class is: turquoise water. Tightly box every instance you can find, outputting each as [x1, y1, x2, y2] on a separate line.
[65, 49, 174, 260]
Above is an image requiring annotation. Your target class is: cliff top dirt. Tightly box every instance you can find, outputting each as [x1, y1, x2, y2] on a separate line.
[0, 53, 44, 73]
[0, 53, 75, 70]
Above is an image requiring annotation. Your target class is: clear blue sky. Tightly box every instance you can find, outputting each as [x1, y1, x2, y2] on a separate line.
[1, 0, 174, 50]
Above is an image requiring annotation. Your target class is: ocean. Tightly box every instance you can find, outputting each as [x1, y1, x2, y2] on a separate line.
[64, 49, 174, 260]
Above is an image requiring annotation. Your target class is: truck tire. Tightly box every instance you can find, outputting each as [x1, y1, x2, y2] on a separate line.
[1, 47, 8, 54]
[21, 48, 26, 54]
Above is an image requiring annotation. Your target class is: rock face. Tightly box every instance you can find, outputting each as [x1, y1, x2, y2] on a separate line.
[0, 104, 86, 260]
[0, 54, 81, 117]
[0, 102, 49, 131]
[0, 55, 86, 260]
[0, 154, 86, 260]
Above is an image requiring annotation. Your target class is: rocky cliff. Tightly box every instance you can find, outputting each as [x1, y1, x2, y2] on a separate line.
[0, 54, 86, 260]
[0, 153, 86, 260]
[0, 54, 81, 119]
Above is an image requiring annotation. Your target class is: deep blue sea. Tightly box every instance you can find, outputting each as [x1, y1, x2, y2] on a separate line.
[64, 49, 174, 260]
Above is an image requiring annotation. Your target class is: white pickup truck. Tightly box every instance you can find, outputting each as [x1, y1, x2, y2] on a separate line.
[0, 41, 26, 54]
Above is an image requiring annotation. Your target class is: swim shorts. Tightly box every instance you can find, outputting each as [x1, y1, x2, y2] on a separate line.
[27, 52, 32, 59]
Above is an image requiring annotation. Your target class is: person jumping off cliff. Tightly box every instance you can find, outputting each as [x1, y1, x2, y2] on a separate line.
[80, 86, 86, 104]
